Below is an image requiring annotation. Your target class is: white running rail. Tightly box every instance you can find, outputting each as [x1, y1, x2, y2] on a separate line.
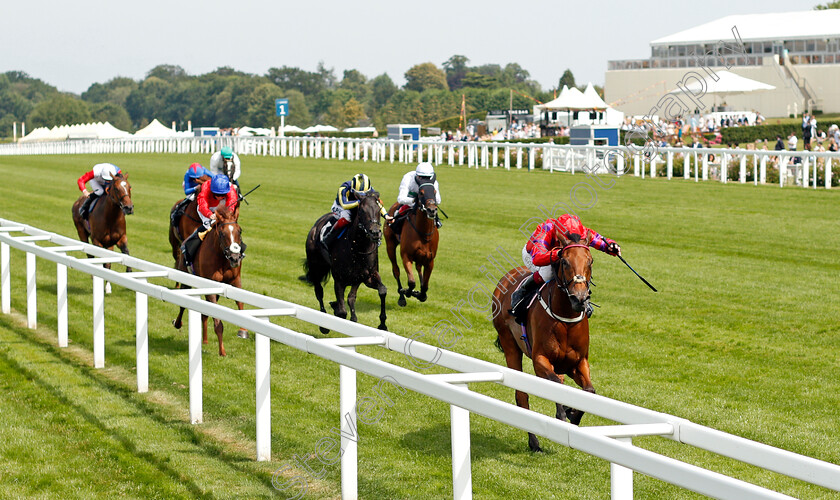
[1, 217, 839, 499]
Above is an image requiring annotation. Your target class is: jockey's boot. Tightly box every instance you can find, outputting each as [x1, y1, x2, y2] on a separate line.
[180, 227, 206, 267]
[321, 218, 348, 252]
[79, 193, 98, 219]
[510, 273, 540, 324]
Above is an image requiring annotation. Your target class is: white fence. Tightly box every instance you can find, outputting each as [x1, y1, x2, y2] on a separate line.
[0, 136, 836, 189]
[1, 217, 839, 499]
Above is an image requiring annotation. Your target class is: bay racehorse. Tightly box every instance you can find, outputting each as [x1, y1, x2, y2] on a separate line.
[300, 190, 388, 333]
[384, 182, 439, 307]
[168, 174, 212, 265]
[172, 204, 247, 356]
[492, 233, 595, 452]
[71, 172, 134, 281]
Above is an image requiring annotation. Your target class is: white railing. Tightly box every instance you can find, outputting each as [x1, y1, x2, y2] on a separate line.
[1, 136, 836, 189]
[1, 217, 839, 499]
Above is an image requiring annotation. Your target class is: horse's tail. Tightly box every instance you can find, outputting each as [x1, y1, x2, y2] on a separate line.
[299, 258, 329, 286]
[493, 334, 504, 353]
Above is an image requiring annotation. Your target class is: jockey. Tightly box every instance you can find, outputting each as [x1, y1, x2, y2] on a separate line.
[183, 162, 211, 199]
[394, 162, 442, 228]
[510, 213, 621, 322]
[180, 174, 239, 266]
[209, 146, 241, 191]
[77, 163, 121, 219]
[321, 173, 392, 251]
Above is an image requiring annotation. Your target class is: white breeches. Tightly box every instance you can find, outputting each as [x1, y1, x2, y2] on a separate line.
[522, 244, 554, 283]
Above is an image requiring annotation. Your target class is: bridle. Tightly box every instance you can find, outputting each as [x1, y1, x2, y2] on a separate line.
[215, 220, 244, 267]
[223, 158, 235, 180]
[107, 177, 132, 213]
[352, 193, 382, 253]
[537, 243, 592, 323]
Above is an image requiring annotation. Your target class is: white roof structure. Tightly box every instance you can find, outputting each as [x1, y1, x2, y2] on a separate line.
[18, 122, 131, 143]
[667, 70, 775, 96]
[134, 118, 183, 138]
[651, 10, 840, 46]
[237, 126, 273, 137]
[302, 124, 339, 133]
[539, 85, 606, 111]
[343, 126, 377, 133]
[582, 83, 608, 109]
[278, 125, 304, 133]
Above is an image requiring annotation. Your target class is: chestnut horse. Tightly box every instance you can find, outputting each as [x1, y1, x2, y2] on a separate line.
[384, 182, 439, 306]
[172, 204, 247, 356]
[71, 172, 134, 280]
[492, 234, 595, 452]
[300, 191, 387, 333]
[168, 175, 212, 265]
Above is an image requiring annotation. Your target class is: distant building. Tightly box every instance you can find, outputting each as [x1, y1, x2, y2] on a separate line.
[605, 10, 840, 117]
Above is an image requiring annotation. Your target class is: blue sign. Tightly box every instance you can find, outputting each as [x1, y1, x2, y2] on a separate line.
[275, 98, 289, 117]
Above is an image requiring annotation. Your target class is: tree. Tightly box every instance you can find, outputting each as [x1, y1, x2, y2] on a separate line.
[370, 74, 397, 110]
[815, 1, 840, 8]
[82, 77, 138, 107]
[404, 63, 449, 92]
[339, 69, 369, 103]
[266, 66, 328, 96]
[461, 72, 498, 89]
[146, 64, 189, 82]
[27, 94, 91, 128]
[89, 102, 133, 131]
[558, 69, 576, 90]
[442, 55, 469, 90]
[125, 76, 174, 126]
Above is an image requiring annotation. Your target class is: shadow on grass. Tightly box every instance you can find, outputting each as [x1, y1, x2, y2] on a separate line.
[0, 316, 278, 496]
[399, 421, 544, 462]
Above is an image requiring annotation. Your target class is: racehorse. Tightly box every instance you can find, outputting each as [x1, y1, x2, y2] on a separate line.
[300, 191, 388, 333]
[172, 204, 247, 356]
[71, 172, 134, 281]
[168, 174, 212, 265]
[384, 182, 439, 306]
[492, 233, 595, 452]
[220, 156, 238, 193]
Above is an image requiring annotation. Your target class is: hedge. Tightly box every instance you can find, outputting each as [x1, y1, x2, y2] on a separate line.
[720, 124, 804, 145]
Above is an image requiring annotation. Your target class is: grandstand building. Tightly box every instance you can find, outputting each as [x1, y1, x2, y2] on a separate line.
[605, 10, 840, 118]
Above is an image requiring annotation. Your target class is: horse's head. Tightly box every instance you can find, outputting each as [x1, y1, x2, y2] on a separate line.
[353, 190, 383, 243]
[214, 204, 244, 268]
[417, 182, 438, 220]
[222, 158, 236, 181]
[552, 233, 593, 313]
[109, 173, 133, 215]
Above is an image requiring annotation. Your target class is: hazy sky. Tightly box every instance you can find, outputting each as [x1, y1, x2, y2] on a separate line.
[1, 0, 818, 95]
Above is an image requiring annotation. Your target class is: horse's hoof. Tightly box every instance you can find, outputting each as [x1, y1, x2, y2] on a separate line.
[105, 283, 112, 294]
[398, 296, 407, 307]
[417, 293, 427, 302]
[202, 339, 209, 345]
[319, 327, 330, 335]
[378, 323, 388, 331]
[172, 320, 181, 330]
[237, 329, 249, 339]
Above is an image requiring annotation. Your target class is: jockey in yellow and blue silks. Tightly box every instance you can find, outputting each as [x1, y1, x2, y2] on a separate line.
[321, 173, 392, 250]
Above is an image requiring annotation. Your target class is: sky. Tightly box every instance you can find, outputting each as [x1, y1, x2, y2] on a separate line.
[0, 0, 820, 95]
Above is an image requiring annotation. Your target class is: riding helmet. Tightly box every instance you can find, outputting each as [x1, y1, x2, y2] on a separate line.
[351, 173, 371, 192]
[415, 162, 436, 184]
[220, 146, 234, 159]
[210, 174, 231, 195]
[187, 163, 206, 178]
[99, 163, 119, 181]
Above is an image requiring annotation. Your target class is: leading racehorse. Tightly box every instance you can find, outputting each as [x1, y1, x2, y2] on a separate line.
[168, 174, 212, 265]
[384, 182, 439, 306]
[301, 191, 388, 333]
[71, 171, 134, 276]
[492, 233, 595, 452]
[172, 204, 247, 356]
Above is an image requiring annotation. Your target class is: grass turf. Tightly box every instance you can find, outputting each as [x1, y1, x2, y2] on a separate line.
[0, 153, 838, 499]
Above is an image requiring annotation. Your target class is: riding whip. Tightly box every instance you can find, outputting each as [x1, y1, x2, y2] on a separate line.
[237, 184, 261, 205]
[437, 206, 449, 219]
[618, 255, 657, 292]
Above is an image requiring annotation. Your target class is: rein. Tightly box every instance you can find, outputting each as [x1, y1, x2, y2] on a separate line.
[538, 243, 591, 324]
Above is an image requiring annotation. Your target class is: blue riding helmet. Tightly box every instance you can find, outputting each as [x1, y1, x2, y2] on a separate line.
[220, 146, 234, 159]
[187, 163, 207, 179]
[210, 174, 231, 195]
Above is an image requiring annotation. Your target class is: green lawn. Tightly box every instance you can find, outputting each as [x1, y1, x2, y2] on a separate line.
[0, 154, 838, 499]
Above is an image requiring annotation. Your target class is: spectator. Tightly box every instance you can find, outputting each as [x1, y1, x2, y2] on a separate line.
[774, 135, 785, 151]
[788, 131, 798, 151]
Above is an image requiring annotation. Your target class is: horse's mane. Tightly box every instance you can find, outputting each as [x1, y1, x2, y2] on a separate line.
[216, 204, 233, 221]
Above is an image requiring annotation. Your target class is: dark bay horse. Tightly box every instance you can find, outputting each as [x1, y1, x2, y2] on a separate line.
[72, 172, 134, 284]
[384, 183, 439, 307]
[492, 234, 595, 452]
[301, 191, 387, 333]
[172, 204, 247, 356]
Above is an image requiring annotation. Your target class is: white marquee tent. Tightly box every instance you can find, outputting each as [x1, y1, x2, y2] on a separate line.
[134, 118, 191, 138]
[18, 121, 132, 143]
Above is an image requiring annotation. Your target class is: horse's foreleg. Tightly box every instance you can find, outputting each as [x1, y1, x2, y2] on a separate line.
[565, 359, 595, 426]
[347, 284, 360, 323]
[499, 333, 541, 451]
[369, 273, 387, 331]
[401, 251, 416, 299]
[206, 294, 225, 356]
[331, 280, 347, 320]
[232, 276, 248, 339]
[386, 238, 406, 307]
[173, 283, 189, 329]
[104, 262, 112, 294]
[416, 260, 434, 302]
[117, 237, 132, 273]
[533, 354, 567, 424]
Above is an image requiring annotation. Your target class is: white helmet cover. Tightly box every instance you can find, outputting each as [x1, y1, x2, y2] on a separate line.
[415, 162, 435, 177]
[99, 163, 118, 181]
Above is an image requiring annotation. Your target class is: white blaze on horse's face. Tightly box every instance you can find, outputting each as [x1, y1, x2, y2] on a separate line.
[228, 225, 241, 254]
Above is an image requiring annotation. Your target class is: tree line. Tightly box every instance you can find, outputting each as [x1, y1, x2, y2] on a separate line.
[0, 57, 593, 136]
